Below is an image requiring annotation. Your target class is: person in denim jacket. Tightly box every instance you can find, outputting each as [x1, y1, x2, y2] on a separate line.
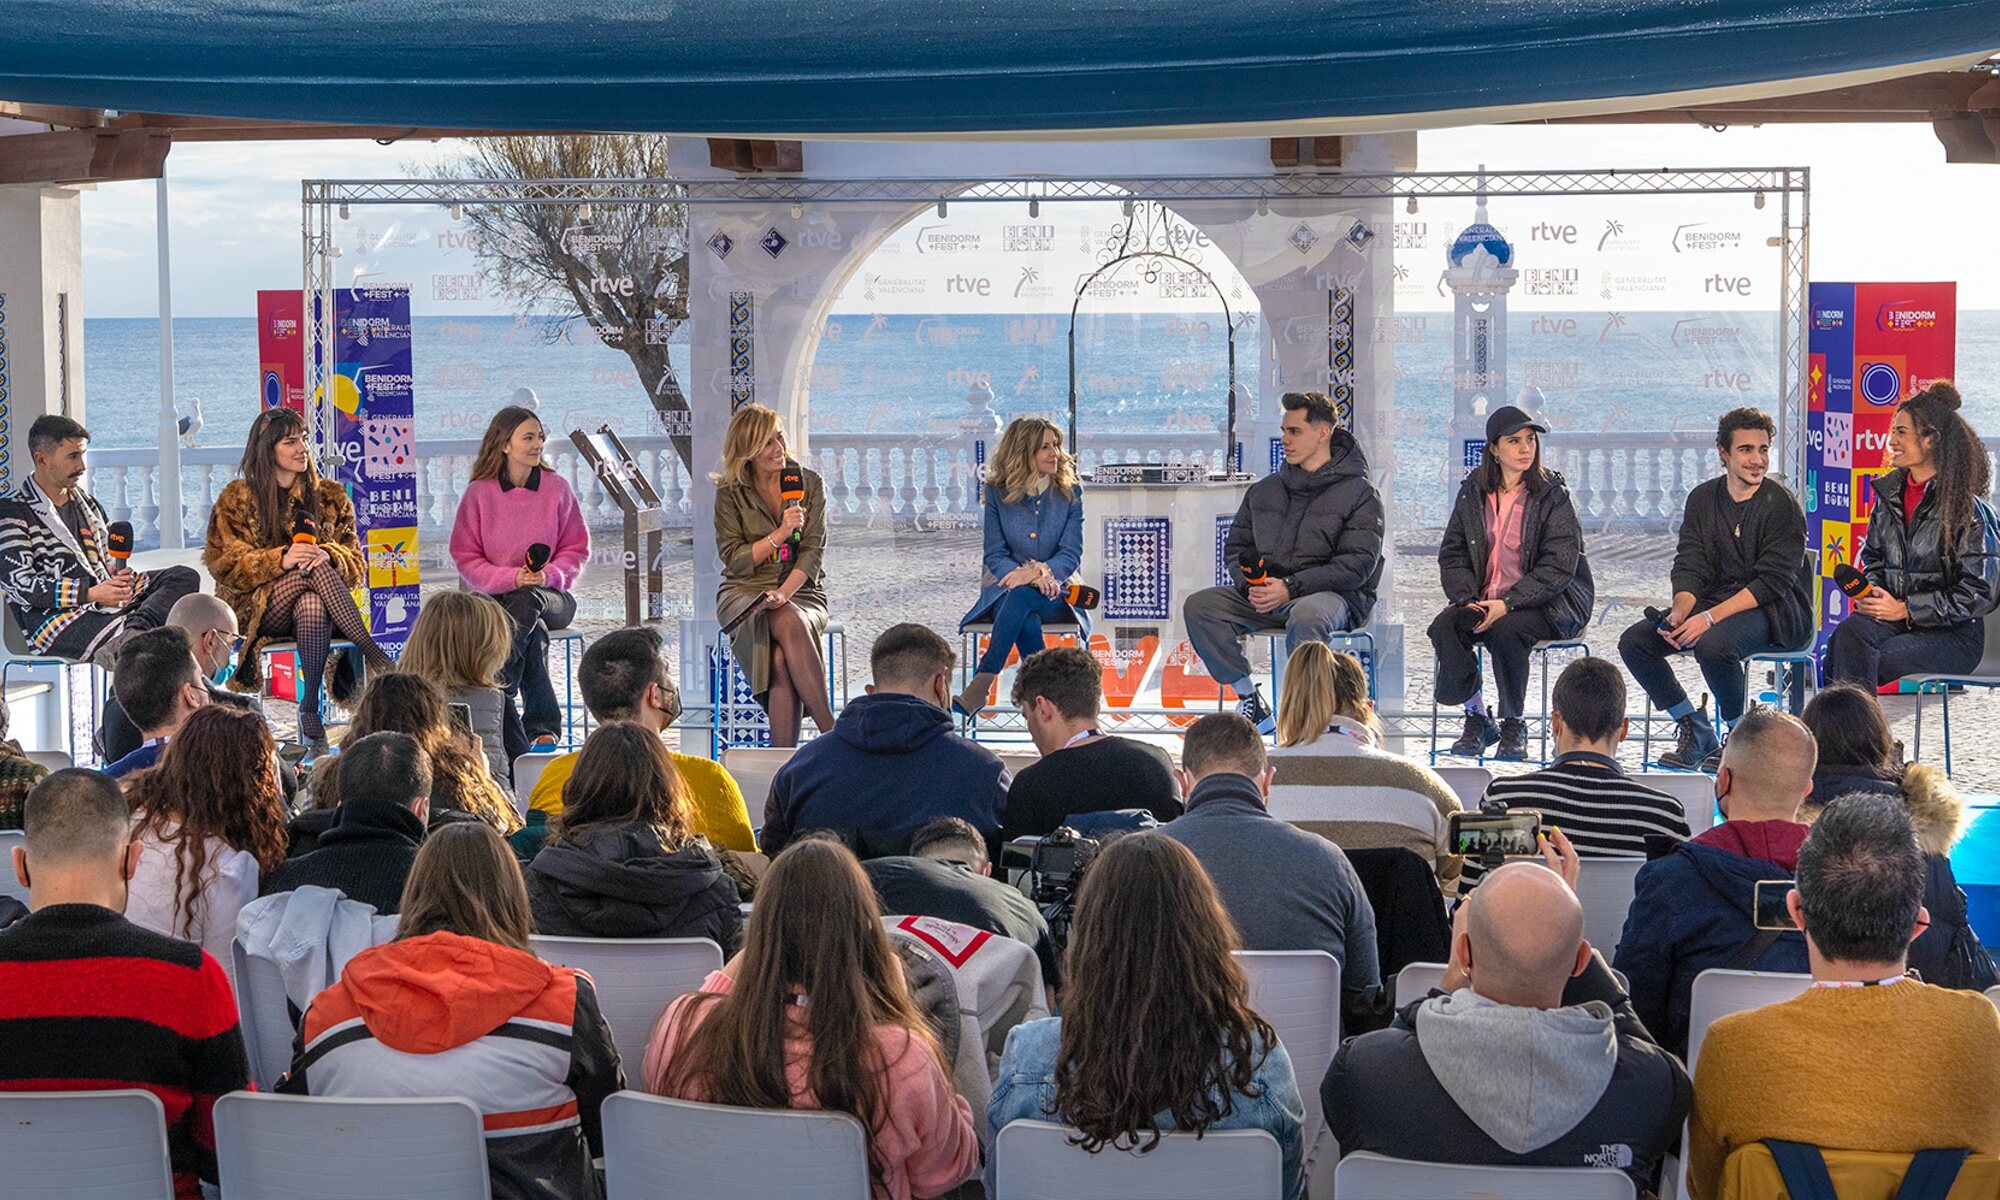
[986, 832, 1305, 1199]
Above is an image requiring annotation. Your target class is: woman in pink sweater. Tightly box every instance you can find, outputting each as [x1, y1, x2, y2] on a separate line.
[449, 406, 590, 757]
[644, 839, 979, 1200]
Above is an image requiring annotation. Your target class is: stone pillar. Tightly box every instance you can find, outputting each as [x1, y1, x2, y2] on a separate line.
[0, 184, 85, 492]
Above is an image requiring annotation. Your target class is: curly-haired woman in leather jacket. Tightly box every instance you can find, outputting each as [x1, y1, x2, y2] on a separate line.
[1825, 382, 2000, 687]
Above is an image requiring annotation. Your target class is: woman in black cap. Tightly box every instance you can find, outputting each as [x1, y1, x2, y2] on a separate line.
[1430, 405, 1595, 760]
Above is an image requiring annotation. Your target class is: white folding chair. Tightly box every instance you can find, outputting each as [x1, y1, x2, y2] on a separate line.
[1394, 962, 1447, 1009]
[24, 749, 71, 773]
[1635, 772, 1717, 836]
[601, 1091, 869, 1200]
[1661, 968, 1815, 1199]
[0, 1089, 174, 1200]
[231, 939, 300, 1091]
[530, 936, 723, 1073]
[720, 747, 797, 819]
[1988, 985, 2000, 1008]
[214, 1092, 489, 1200]
[1234, 949, 1339, 1196]
[1336, 1150, 1635, 1198]
[994, 1118, 1283, 1200]
[512, 752, 559, 817]
[1573, 858, 1645, 959]
[1432, 765, 1493, 810]
[0, 830, 24, 905]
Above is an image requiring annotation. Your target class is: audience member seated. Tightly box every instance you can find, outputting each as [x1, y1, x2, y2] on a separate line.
[104, 626, 208, 779]
[0, 698, 48, 830]
[863, 816, 1060, 992]
[281, 823, 623, 1200]
[1326, 837, 1691, 1194]
[397, 589, 517, 789]
[762, 623, 1007, 857]
[303, 673, 520, 851]
[0, 769, 250, 1199]
[524, 627, 755, 853]
[1466, 656, 1691, 891]
[645, 839, 980, 1200]
[1613, 708, 1813, 1058]
[261, 732, 430, 914]
[1164, 712, 1382, 1018]
[99, 592, 253, 763]
[1268, 642, 1463, 891]
[524, 721, 743, 953]
[988, 832, 1307, 1200]
[1798, 684, 1998, 993]
[1688, 796, 2000, 1200]
[124, 705, 289, 979]
[1000, 646, 1178, 840]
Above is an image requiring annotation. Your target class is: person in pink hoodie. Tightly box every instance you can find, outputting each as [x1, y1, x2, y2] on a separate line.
[644, 838, 980, 1200]
[449, 406, 590, 757]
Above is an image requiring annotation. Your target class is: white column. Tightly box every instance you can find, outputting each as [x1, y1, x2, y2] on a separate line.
[154, 176, 185, 548]
[0, 183, 86, 491]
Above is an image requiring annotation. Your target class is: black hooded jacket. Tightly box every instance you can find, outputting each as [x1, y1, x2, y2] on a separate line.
[1439, 469, 1596, 637]
[1858, 468, 2000, 627]
[1224, 431, 1385, 626]
[526, 821, 744, 954]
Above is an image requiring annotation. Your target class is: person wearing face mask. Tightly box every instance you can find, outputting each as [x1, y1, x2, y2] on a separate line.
[98, 592, 254, 764]
[759, 624, 1008, 858]
[0, 769, 252, 1200]
[1824, 381, 2000, 689]
[712, 403, 833, 749]
[1431, 405, 1595, 761]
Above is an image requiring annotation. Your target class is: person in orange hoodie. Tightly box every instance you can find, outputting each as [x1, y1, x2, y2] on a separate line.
[645, 837, 980, 1200]
[280, 822, 622, 1200]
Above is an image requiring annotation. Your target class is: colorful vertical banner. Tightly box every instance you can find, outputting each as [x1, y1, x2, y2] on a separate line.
[1805, 281, 1956, 665]
[256, 289, 306, 414]
[332, 285, 422, 658]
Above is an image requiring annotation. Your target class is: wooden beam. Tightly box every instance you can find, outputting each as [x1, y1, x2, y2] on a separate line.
[1269, 137, 1301, 169]
[1534, 71, 1997, 125]
[1310, 135, 1342, 169]
[0, 129, 171, 185]
[0, 101, 106, 129]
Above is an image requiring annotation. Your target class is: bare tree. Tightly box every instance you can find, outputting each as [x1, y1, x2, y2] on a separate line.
[427, 136, 692, 469]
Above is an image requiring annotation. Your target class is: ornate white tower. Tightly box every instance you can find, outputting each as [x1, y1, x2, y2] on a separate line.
[1445, 169, 1517, 470]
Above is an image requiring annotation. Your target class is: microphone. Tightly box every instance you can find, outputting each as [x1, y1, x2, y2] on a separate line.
[291, 505, 318, 570]
[779, 461, 806, 547]
[1833, 563, 1874, 601]
[1062, 582, 1101, 611]
[1238, 549, 1288, 586]
[105, 521, 133, 570]
[525, 543, 551, 573]
[1643, 605, 1672, 629]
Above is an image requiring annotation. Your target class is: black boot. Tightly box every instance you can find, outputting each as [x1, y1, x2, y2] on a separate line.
[1449, 711, 1501, 757]
[1660, 711, 1721, 771]
[1494, 718, 1531, 762]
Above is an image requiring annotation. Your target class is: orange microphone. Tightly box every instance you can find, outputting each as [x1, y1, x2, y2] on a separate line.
[290, 504, 318, 570]
[106, 521, 133, 570]
[1239, 549, 1289, 586]
[1834, 563, 1874, 602]
[1062, 582, 1101, 610]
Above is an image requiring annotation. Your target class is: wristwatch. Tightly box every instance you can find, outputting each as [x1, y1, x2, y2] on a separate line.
[1283, 576, 1302, 596]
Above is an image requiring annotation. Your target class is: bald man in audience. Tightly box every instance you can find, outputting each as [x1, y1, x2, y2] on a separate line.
[99, 592, 252, 763]
[1325, 843, 1690, 1193]
[1613, 708, 1815, 1056]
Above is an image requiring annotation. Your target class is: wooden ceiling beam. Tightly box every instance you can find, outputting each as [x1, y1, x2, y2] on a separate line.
[0, 128, 171, 185]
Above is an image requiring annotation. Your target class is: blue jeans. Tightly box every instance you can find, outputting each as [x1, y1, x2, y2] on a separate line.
[977, 585, 1072, 674]
[497, 586, 577, 741]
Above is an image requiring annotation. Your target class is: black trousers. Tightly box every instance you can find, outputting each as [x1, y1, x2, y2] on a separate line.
[496, 586, 577, 743]
[1617, 609, 1786, 723]
[1824, 613, 1984, 689]
[1427, 603, 1559, 719]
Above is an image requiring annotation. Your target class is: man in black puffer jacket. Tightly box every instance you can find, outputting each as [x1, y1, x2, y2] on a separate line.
[1184, 391, 1383, 732]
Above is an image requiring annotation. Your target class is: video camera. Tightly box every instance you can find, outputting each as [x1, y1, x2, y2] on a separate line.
[1027, 826, 1101, 951]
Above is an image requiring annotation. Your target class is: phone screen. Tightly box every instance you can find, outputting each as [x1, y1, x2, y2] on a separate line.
[1448, 810, 1542, 857]
[448, 702, 474, 736]
[1753, 879, 1798, 931]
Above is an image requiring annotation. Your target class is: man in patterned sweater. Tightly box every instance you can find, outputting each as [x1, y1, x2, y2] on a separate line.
[0, 416, 197, 666]
[0, 768, 251, 1198]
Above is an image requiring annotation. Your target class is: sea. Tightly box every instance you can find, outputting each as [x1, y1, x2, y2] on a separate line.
[79, 310, 2000, 526]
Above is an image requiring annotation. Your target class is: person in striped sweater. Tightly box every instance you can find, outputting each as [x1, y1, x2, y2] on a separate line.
[1465, 657, 1690, 893]
[0, 768, 250, 1199]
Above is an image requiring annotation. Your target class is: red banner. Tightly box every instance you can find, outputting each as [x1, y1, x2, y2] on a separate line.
[257, 289, 305, 414]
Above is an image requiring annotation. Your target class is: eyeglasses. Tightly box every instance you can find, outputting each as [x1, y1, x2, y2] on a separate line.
[206, 629, 244, 654]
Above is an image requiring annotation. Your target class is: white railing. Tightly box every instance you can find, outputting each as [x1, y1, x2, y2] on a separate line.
[90, 430, 1989, 549]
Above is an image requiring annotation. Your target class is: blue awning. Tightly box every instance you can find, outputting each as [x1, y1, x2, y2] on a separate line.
[2, 1, 1996, 137]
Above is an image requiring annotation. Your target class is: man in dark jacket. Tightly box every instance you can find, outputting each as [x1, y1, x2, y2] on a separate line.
[262, 733, 431, 914]
[863, 817, 1060, 991]
[762, 623, 1007, 857]
[1611, 708, 1813, 1057]
[1618, 408, 1810, 769]
[1183, 391, 1383, 732]
[1326, 849, 1691, 1194]
[524, 823, 744, 955]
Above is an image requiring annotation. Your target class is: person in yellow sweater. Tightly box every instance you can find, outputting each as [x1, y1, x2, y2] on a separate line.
[524, 628, 756, 853]
[1689, 794, 2000, 1200]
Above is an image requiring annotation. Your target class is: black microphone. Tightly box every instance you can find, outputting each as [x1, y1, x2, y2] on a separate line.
[1238, 549, 1289, 586]
[1644, 605, 1672, 629]
[1062, 582, 1101, 611]
[525, 543, 552, 573]
[290, 505, 319, 570]
[1833, 563, 1874, 601]
[779, 461, 806, 547]
[105, 521, 134, 569]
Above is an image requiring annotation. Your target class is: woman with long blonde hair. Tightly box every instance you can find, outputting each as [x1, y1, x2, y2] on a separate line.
[1268, 642, 1463, 890]
[397, 590, 515, 785]
[711, 403, 833, 747]
[309, 673, 522, 837]
[954, 416, 1088, 721]
[449, 405, 590, 755]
